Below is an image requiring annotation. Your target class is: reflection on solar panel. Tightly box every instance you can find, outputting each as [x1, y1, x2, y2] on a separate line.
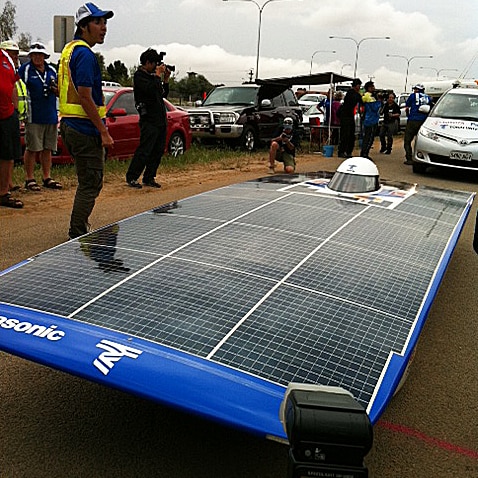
[0, 174, 474, 440]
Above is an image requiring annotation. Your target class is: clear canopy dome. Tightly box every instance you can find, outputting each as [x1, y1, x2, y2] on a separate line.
[328, 157, 380, 194]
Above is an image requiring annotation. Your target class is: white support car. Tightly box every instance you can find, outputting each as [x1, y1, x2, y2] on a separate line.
[413, 87, 478, 174]
[298, 93, 326, 113]
[396, 93, 409, 130]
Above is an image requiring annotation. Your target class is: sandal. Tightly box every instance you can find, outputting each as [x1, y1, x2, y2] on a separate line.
[0, 194, 23, 208]
[25, 179, 41, 191]
[43, 178, 63, 190]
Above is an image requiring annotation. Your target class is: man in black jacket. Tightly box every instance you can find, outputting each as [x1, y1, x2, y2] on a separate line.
[126, 48, 171, 188]
[337, 78, 362, 158]
[379, 92, 401, 154]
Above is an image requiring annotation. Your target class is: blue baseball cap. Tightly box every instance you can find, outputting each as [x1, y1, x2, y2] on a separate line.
[75, 3, 114, 25]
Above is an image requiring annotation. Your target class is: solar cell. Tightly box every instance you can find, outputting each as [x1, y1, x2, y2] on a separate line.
[0, 174, 474, 439]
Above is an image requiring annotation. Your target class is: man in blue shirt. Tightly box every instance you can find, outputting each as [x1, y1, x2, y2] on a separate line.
[19, 43, 62, 191]
[403, 84, 432, 165]
[59, 2, 114, 239]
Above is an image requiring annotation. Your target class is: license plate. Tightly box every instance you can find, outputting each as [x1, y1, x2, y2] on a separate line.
[450, 151, 472, 161]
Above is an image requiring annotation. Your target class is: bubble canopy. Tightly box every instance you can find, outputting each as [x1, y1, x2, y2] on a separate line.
[328, 157, 381, 194]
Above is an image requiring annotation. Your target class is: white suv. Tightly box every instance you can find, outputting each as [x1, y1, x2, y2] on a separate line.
[298, 93, 326, 113]
[413, 87, 478, 173]
[396, 93, 409, 130]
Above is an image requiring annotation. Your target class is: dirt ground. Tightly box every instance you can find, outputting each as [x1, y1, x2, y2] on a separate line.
[1, 145, 478, 478]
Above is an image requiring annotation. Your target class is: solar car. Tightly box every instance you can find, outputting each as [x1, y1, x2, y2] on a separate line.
[413, 86, 478, 174]
[0, 159, 473, 441]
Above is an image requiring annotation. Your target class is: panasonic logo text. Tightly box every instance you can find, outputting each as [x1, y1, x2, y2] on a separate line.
[0, 315, 65, 341]
[93, 339, 143, 375]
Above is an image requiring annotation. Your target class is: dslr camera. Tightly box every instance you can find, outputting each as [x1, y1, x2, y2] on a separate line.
[158, 51, 175, 72]
[44, 78, 57, 97]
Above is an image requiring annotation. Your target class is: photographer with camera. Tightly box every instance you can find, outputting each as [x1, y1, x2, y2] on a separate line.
[268, 117, 299, 174]
[126, 48, 172, 189]
[18, 42, 62, 191]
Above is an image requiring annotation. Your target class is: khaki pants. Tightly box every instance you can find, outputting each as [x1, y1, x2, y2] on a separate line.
[60, 121, 105, 239]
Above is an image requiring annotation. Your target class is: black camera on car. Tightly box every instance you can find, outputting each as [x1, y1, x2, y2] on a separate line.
[281, 384, 373, 478]
[158, 51, 175, 72]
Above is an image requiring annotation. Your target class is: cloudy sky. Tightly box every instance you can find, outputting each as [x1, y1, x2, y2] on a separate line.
[12, 0, 478, 93]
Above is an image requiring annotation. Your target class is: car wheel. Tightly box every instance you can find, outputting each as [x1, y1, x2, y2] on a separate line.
[412, 161, 428, 174]
[240, 126, 257, 152]
[168, 132, 185, 157]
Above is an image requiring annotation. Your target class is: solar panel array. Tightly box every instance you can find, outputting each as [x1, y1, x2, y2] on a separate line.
[0, 176, 472, 408]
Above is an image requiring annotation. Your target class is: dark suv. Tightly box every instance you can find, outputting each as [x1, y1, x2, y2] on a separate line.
[187, 83, 303, 151]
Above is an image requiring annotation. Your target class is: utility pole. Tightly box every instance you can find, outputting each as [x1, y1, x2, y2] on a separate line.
[247, 69, 254, 83]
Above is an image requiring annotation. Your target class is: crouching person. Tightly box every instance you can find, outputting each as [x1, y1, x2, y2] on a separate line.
[269, 117, 298, 174]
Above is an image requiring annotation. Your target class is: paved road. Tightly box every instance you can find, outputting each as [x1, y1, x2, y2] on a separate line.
[1, 139, 477, 477]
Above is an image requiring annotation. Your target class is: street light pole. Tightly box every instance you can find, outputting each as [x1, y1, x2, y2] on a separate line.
[308, 50, 335, 90]
[309, 50, 336, 76]
[419, 66, 459, 79]
[340, 63, 352, 75]
[329, 36, 390, 77]
[223, 0, 289, 80]
[387, 54, 433, 92]
[438, 68, 459, 78]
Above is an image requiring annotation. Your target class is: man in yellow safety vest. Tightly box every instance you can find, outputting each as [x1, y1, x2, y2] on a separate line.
[58, 2, 114, 239]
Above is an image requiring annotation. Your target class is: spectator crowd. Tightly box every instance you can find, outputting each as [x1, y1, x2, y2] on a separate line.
[2, 5, 467, 245]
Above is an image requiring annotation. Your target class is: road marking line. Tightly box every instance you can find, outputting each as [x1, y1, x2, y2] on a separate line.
[378, 420, 478, 460]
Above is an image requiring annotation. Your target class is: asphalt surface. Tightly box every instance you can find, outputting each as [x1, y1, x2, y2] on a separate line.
[1, 138, 477, 478]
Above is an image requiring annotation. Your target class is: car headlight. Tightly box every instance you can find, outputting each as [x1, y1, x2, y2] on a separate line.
[216, 112, 238, 124]
[190, 114, 210, 126]
[419, 126, 439, 141]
